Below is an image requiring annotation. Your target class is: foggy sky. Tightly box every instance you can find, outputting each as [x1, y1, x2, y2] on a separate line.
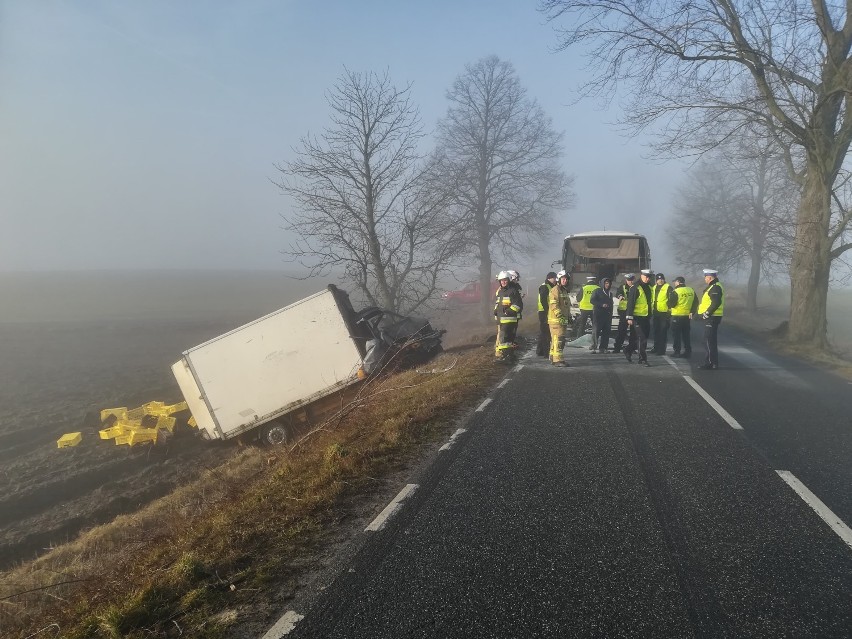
[0, 0, 686, 276]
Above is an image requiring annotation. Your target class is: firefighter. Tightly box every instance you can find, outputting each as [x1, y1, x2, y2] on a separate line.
[611, 276, 630, 353]
[548, 270, 572, 367]
[494, 271, 523, 362]
[575, 275, 600, 347]
[667, 276, 697, 358]
[624, 269, 653, 366]
[590, 277, 614, 353]
[651, 273, 671, 355]
[698, 268, 724, 370]
[537, 271, 558, 356]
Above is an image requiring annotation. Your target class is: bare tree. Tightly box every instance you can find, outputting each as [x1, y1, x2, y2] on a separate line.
[542, 0, 852, 349]
[429, 55, 575, 320]
[669, 135, 796, 310]
[274, 68, 461, 314]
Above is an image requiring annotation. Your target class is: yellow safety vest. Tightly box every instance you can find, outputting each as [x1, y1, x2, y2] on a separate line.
[617, 284, 628, 311]
[671, 286, 695, 316]
[698, 281, 724, 316]
[653, 283, 671, 313]
[632, 285, 650, 317]
[579, 284, 599, 311]
[538, 281, 555, 312]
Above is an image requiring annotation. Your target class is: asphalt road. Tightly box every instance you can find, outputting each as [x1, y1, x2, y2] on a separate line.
[265, 326, 852, 639]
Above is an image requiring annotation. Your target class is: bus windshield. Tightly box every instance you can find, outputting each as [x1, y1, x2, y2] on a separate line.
[561, 232, 651, 283]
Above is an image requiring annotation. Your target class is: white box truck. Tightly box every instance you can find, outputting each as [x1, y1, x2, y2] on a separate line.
[172, 286, 366, 445]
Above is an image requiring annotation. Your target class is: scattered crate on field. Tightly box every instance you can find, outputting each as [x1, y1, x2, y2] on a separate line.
[57, 432, 83, 448]
[95, 399, 192, 447]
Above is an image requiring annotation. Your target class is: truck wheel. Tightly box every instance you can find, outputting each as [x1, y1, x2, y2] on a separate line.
[260, 422, 293, 446]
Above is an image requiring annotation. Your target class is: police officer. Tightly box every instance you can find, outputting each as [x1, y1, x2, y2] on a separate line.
[624, 269, 653, 366]
[651, 273, 671, 355]
[575, 276, 600, 347]
[698, 268, 724, 369]
[611, 276, 630, 353]
[494, 271, 523, 362]
[537, 272, 558, 356]
[667, 276, 697, 358]
[548, 271, 572, 367]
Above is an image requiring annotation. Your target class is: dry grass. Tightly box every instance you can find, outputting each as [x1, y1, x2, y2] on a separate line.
[0, 346, 505, 639]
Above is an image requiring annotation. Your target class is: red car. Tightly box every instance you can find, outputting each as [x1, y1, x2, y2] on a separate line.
[441, 281, 482, 303]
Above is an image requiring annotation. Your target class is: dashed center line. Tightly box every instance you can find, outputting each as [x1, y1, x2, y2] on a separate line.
[365, 484, 418, 532]
[476, 398, 492, 412]
[776, 471, 852, 550]
[262, 610, 304, 638]
[682, 376, 744, 430]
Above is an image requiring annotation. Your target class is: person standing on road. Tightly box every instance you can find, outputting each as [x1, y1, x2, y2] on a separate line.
[494, 271, 523, 362]
[611, 276, 630, 353]
[575, 276, 600, 347]
[548, 271, 572, 367]
[591, 277, 614, 353]
[698, 268, 724, 370]
[668, 276, 697, 358]
[651, 273, 672, 355]
[624, 270, 653, 366]
[537, 272, 558, 357]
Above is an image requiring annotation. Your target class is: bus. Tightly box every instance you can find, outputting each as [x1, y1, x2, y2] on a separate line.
[556, 231, 652, 333]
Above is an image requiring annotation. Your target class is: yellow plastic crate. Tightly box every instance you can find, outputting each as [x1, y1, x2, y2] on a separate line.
[128, 428, 159, 446]
[100, 407, 128, 423]
[57, 432, 82, 448]
[164, 401, 188, 415]
[115, 434, 132, 446]
[187, 416, 197, 428]
[126, 406, 145, 420]
[99, 425, 126, 440]
[155, 416, 176, 433]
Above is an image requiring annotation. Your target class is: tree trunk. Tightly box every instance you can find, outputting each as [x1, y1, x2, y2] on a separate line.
[788, 169, 831, 349]
[478, 240, 494, 324]
[746, 257, 760, 312]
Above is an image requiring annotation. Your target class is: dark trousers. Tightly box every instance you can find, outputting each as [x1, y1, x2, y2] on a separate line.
[537, 311, 550, 355]
[612, 310, 627, 351]
[703, 316, 722, 366]
[652, 312, 670, 354]
[671, 316, 692, 355]
[576, 309, 594, 343]
[593, 310, 612, 350]
[625, 316, 649, 362]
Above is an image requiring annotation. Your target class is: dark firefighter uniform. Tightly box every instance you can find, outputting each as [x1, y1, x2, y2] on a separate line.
[667, 277, 697, 358]
[624, 270, 653, 366]
[698, 269, 724, 369]
[537, 272, 557, 356]
[494, 279, 523, 361]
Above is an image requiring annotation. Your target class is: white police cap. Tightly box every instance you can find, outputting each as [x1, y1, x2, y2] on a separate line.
[703, 268, 718, 276]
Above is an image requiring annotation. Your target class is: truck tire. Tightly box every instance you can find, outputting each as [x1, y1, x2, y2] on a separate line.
[260, 421, 294, 446]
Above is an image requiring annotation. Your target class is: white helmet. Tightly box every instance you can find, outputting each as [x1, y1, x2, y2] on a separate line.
[508, 270, 520, 281]
[496, 271, 510, 280]
[556, 270, 567, 279]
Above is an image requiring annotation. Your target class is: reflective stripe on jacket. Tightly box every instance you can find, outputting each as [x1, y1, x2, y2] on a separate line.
[698, 280, 724, 316]
[495, 285, 523, 323]
[548, 285, 572, 325]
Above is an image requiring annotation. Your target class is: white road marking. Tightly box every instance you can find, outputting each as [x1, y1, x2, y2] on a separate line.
[522, 349, 536, 360]
[476, 398, 492, 412]
[512, 364, 524, 372]
[439, 428, 467, 451]
[720, 345, 809, 389]
[497, 379, 510, 388]
[262, 610, 304, 638]
[683, 376, 744, 430]
[776, 471, 852, 550]
[365, 484, 418, 532]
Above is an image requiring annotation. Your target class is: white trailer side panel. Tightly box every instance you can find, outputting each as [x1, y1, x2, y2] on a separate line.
[174, 289, 362, 440]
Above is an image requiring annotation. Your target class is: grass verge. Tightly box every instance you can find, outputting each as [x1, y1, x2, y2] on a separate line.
[0, 344, 504, 639]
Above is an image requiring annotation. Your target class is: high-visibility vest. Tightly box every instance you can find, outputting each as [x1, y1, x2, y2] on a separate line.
[578, 284, 599, 311]
[671, 286, 695, 316]
[617, 284, 628, 311]
[632, 285, 650, 317]
[538, 281, 555, 312]
[653, 283, 671, 313]
[698, 281, 724, 316]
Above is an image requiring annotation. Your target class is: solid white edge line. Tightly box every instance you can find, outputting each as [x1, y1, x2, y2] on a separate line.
[261, 610, 304, 639]
[682, 376, 744, 430]
[512, 364, 524, 372]
[439, 428, 467, 451]
[476, 398, 492, 412]
[365, 484, 418, 532]
[497, 379, 510, 388]
[776, 471, 852, 550]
